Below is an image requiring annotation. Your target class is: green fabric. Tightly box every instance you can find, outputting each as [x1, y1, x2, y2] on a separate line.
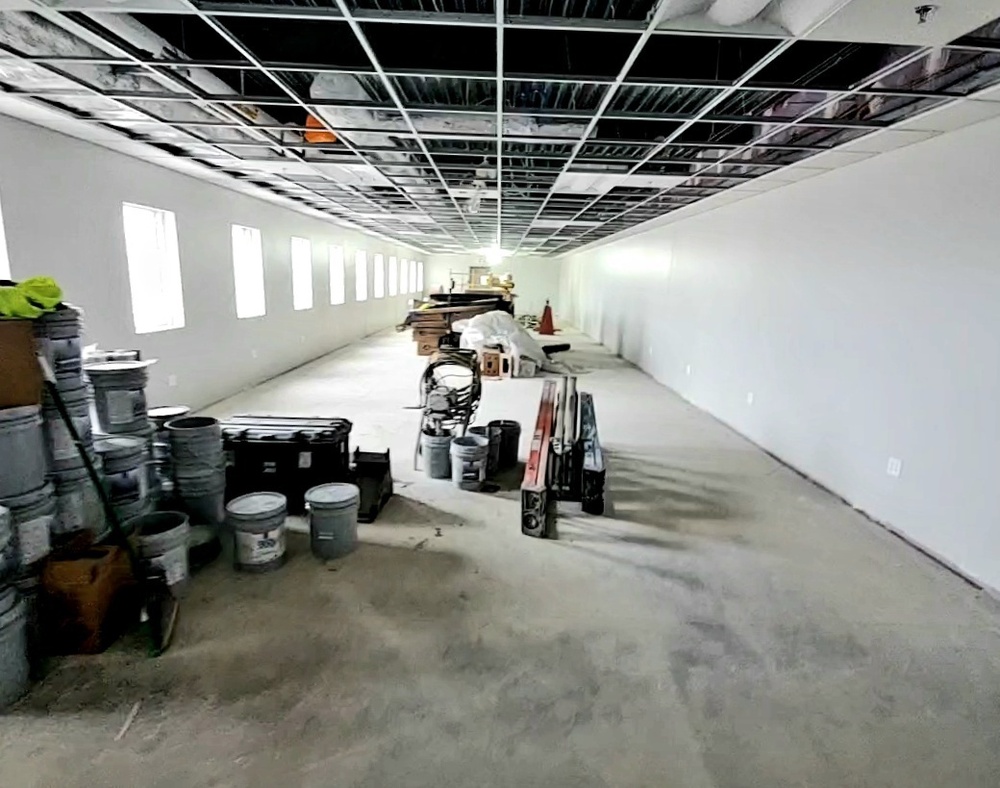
[0, 277, 63, 319]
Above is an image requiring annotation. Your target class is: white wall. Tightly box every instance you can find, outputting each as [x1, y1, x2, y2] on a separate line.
[0, 114, 424, 409]
[426, 253, 561, 317]
[560, 115, 1000, 592]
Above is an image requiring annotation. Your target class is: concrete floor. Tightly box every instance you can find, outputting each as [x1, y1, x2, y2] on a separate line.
[3, 329, 1000, 787]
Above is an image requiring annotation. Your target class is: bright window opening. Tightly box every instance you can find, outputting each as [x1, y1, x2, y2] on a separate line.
[231, 224, 266, 319]
[400, 259, 409, 294]
[0, 190, 11, 280]
[291, 236, 313, 310]
[409, 258, 418, 294]
[355, 249, 368, 301]
[121, 202, 185, 334]
[329, 245, 346, 305]
[417, 261, 424, 294]
[373, 253, 385, 299]
[388, 255, 398, 296]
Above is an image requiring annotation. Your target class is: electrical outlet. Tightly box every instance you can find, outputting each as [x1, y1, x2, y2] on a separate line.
[746, 391, 754, 405]
[167, 374, 178, 388]
[299, 335, 305, 344]
[886, 457, 903, 478]
[685, 364, 692, 377]
[251, 348, 258, 359]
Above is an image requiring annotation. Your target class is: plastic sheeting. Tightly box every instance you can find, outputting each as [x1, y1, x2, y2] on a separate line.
[459, 310, 552, 376]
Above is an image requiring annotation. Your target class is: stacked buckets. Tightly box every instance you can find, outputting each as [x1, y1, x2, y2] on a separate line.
[167, 417, 226, 528]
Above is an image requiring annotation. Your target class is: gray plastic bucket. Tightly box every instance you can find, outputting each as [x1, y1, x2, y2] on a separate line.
[1, 484, 55, 568]
[133, 511, 191, 594]
[175, 463, 226, 526]
[35, 305, 83, 384]
[305, 483, 359, 560]
[95, 436, 147, 505]
[469, 425, 501, 477]
[0, 407, 48, 500]
[167, 417, 223, 467]
[0, 586, 29, 711]
[53, 464, 105, 543]
[489, 420, 522, 470]
[113, 497, 150, 535]
[226, 492, 287, 572]
[450, 435, 489, 491]
[42, 381, 93, 471]
[420, 431, 453, 480]
[0, 507, 15, 585]
[88, 361, 149, 434]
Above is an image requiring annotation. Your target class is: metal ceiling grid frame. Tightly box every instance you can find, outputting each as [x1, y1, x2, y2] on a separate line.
[1, 1, 1000, 256]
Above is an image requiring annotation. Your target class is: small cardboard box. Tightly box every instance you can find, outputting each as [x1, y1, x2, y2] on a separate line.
[417, 340, 439, 356]
[0, 320, 42, 408]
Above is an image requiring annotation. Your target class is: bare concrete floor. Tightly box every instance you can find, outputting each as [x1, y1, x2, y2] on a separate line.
[4, 329, 1000, 787]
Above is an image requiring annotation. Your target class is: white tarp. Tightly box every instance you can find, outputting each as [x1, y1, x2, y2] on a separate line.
[459, 310, 552, 376]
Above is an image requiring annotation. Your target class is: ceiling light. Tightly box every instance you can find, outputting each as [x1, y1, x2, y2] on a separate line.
[478, 245, 511, 266]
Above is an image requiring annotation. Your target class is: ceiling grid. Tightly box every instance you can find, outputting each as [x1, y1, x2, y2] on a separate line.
[0, 0, 998, 255]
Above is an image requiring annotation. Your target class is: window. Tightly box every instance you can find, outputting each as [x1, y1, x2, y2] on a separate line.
[329, 245, 346, 305]
[373, 253, 385, 299]
[388, 255, 398, 296]
[0, 190, 10, 280]
[231, 225, 266, 319]
[409, 257, 418, 294]
[355, 249, 368, 301]
[400, 258, 409, 294]
[290, 237, 313, 310]
[121, 202, 185, 334]
[417, 261, 424, 294]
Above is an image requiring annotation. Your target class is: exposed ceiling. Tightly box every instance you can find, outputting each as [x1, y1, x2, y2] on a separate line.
[1, 0, 1000, 256]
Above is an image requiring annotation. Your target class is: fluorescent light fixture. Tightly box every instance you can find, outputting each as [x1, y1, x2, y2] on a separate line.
[479, 245, 511, 266]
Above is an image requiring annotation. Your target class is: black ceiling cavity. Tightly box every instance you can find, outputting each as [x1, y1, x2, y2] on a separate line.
[2, 4, 1000, 255]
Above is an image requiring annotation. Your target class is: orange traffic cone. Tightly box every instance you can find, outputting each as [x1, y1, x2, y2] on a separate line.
[538, 300, 556, 335]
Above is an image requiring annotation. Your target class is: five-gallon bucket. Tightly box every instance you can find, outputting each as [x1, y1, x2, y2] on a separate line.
[450, 434, 489, 491]
[133, 511, 191, 594]
[166, 416, 223, 467]
[34, 305, 83, 384]
[0, 586, 29, 711]
[53, 464, 105, 543]
[95, 436, 147, 505]
[305, 483, 359, 560]
[0, 406, 48, 500]
[226, 492, 287, 573]
[41, 381, 93, 471]
[488, 419, 522, 471]
[88, 361, 149, 434]
[469, 425, 501, 477]
[420, 430, 453, 480]
[2, 484, 55, 569]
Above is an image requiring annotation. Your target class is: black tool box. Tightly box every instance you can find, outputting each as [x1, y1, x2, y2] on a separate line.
[221, 416, 352, 514]
[352, 448, 393, 523]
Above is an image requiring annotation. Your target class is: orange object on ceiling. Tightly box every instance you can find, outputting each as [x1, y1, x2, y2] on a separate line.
[305, 114, 338, 144]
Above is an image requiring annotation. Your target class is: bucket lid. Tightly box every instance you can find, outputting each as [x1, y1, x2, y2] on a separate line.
[227, 492, 287, 519]
[149, 405, 190, 421]
[305, 483, 360, 509]
[87, 360, 149, 374]
[1, 482, 55, 512]
[94, 435, 145, 461]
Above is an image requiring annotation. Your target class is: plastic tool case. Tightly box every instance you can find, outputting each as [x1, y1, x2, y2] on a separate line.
[221, 416, 352, 514]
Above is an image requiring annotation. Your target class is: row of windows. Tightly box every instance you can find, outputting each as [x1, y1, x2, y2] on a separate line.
[122, 202, 424, 335]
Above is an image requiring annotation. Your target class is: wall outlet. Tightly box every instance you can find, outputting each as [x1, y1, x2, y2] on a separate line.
[746, 391, 754, 405]
[685, 364, 692, 377]
[886, 457, 903, 478]
[251, 348, 258, 359]
[167, 374, 178, 388]
[299, 335, 305, 344]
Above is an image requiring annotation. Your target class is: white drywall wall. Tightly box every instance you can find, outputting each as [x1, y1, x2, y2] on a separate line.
[0, 113, 422, 409]
[426, 253, 561, 317]
[560, 115, 1000, 592]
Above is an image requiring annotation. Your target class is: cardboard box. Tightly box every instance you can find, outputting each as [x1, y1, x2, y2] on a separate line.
[412, 328, 448, 342]
[0, 319, 43, 408]
[417, 340, 439, 356]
